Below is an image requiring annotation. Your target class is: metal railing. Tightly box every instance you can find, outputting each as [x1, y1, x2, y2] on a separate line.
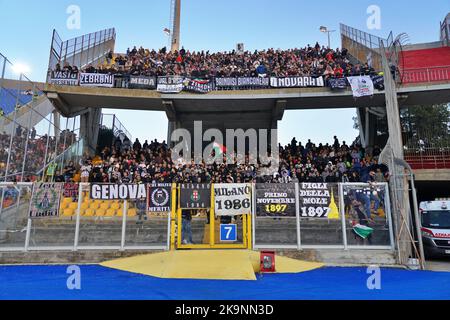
[401, 65, 450, 84]
[100, 113, 132, 141]
[340, 23, 387, 50]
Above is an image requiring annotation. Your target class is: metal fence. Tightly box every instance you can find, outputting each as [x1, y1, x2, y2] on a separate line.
[100, 113, 132, 141]
[0, 52, 83, 182]
[253, 183, 395, 251]
[401, 65, 450, 84]
[0, 182, 394, 253]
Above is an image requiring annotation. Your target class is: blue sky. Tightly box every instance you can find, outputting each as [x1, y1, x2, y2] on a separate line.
[1, 0, 449, 144]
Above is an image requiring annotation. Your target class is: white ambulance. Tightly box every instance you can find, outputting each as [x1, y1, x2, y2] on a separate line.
[420, 200, 450, 257]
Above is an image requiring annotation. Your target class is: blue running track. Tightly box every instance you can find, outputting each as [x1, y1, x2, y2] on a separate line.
[0, 265, 449, 300]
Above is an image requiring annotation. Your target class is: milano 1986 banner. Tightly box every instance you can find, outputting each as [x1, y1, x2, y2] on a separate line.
[29, 183, 62, 218]
[214, 183, 252, 216]
[255, 184, 296, 217]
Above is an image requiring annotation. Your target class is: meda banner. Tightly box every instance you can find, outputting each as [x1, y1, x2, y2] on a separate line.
[90, 184, 147, 200]
[183, 79, 214, 94]
[255, 184, 296, 217]
[347, 76, 374, 97]
[80, 73, 114, 88]
[157, 76, 184, 93]
[147, 183, 172, 212]
[298, 183, 339, 219]
[128, 76, 156, 90]
[180, 183, 211, 209]
[328, 78, 348, 90]
[215, 77, 270, 88]
[50, 71, 79, 86]
[214, 183, 252, 216]
[29, 183, 62, 218]
[270, 76, 324, 88]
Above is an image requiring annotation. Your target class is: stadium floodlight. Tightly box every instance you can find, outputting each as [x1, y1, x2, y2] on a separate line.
[12, 63, 30, 75]
[319, 26, 336, 49]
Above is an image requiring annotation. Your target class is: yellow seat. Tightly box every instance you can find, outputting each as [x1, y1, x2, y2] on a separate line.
[84, 208, 95, 217]
[116, 209, 123, 217]
[96, 208, 106, 217]
[60, 202, 68, 210]
[110, 202, 120, 210]
[100, 202, 110, 210]
[89, 202, 100, 210]
[80, 203, 89, 211]
[128, 208, 137, 217]
[63, 208, 74, 217]
[105, 208, 116, 217]
[63, 197, 73, 204]
[68, 202, 78, 210]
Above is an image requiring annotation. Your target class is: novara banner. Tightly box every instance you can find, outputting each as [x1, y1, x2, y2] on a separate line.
[80, 73, 114, 88]
[255, 184, 296, 217]
[298, 183, 338, 219]
[147, 183, 172, 212]
[347, 76, 374, 97]
[50, 71, 79, 86]
[157, 76, 184, 93]
[128, 76, 157, 90]
[270, 76, 324, 88]
[214, 183, 252, 216]
[90, 184, 147, 200]
[29, 183, 62, 218]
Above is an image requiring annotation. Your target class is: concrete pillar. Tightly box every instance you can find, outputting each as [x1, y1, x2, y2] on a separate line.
[80, 107, 102, 155]
[53, 110, 61, 142]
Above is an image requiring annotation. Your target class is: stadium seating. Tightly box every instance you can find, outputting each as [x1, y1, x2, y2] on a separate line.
[57, 196, 137, 218]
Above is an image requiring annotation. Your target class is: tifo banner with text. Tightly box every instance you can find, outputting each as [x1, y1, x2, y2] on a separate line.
[50, 71, 79, 86]
[128, 76, 157, 90]
[157, 76, 184, 93]
[90, 184, 147, 200]
[63, 183, 79, 201]
[347, 76, 374, 97]
[255, 183, 296, 217]
[147, 183, 172, 212]
[79, 73, 114, 87]
[29, 183, 62, 218]
[214, 183, 252, 216]
[298, 183, 340, 219]
[270, 76, 324, 88]
[180, 183, 211, 209]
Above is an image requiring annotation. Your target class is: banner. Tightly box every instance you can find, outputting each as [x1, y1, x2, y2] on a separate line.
[214, 183, 252, 216]
[147, 183, 172, 212]
[270, 76, 324, 88]
[29, 183, 62, 218]
[371, 75, 385, 90]
[63, 183, 79, 201]
[347, 76, 374, 97]
[255, 184, 296, 217]
[328, 78, 348, 90]
[215, 77, 270, 88]
[180, 183, 211, 209]
[0, 186, 19, 210]
[128, 76, 156, 90]
[157, 76, 184, 93]
[298, 183, 339, 219]
[183, 79, 214, 93]
[80, 73, 114, 88]
[90, 184, 147, 200]
[50, 71, 79, 86]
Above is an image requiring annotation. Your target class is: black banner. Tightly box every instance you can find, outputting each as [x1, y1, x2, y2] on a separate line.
[50, 71, 79, 86]
[183, 79, 214, 93]
[255, 184, 296, 217]
[80, 73, 114, 87]
[129, 76, 157, 89]
[90, 184, 147, 200]
[180, 183, 211, 209]
[328, 78, 348, 90]
[298, 183, 336, 219]
[270, 76, 324, 88]
[147, 183, 172, 212]
[215, 77, 270, 88]
[372, 75, 385, 90]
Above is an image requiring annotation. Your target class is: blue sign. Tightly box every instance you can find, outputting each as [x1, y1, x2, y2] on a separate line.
[220, 224, 237, 242]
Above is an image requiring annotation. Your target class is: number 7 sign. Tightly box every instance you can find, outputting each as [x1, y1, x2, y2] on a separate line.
[220, 224, 237, 242]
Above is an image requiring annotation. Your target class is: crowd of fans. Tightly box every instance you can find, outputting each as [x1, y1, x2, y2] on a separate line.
[55, 43, 377, 80]
[58, 136, 388, 185]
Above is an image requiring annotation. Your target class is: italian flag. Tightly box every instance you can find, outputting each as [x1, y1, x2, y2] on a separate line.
[353, 224, 374, 239]
[212, 142, 226, 158]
